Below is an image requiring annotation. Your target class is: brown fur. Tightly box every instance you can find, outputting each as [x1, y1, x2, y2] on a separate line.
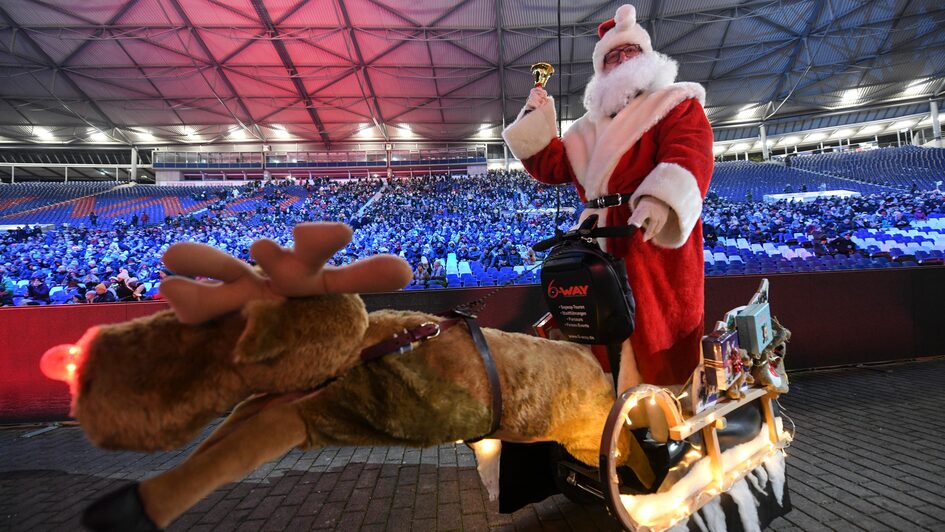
[74, 297, 614, 464]
[75, 294, 370, 450]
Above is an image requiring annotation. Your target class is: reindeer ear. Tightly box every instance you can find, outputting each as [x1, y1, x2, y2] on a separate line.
[233, 299, 288, 363]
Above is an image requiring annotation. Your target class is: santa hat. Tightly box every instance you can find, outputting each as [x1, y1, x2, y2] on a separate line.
[593, 4, 653, 74]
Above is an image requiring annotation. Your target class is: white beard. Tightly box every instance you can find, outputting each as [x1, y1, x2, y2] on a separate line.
[582, 51, 679, 120]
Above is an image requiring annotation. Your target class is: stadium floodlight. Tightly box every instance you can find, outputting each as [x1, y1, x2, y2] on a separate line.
[183, 127, 196, 138]
[804, 132, 827, 143]
[476, 123, 493, 138]
[840, 89, 860, 106]
[859, 124, 883, 135]
[228, 127, 247, 140]
[271, 125, 291, 139]
[736, 105, 759, 120]
[357, 124, 376, 139]
[396, 124, 415, 138]
[136, 130, 156, 142]
[730, 142, 751, 152]
[712, 145, 726, 155]
[88, 128, 110, 142]
[903, 79, 929, 97]
[34, 127, 54, 140]
[777, 136, 801, 146]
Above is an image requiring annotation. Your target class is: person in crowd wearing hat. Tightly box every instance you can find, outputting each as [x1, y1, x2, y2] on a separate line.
[91, 283, 117, 304]
[502, 4, 714, 390]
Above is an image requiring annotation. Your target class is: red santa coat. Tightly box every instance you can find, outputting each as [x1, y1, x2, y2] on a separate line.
[503, 83, 714, 385]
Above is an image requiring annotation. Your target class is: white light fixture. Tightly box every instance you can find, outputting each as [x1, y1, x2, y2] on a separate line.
[830, 128, 854, 139]
[136, 130, 156, 142]
[712, 145, 726, 155]
[804, 132, 827, 143]
[34, 127, 54, 140]
[903, 79, 928, 97]
[736, 105, 758, 120]
[840, 89, 860, 106]
[859, 124, 883, 135]
[476, 123, 493, 138]
[357, 124, 376, 139]
[396, 124, 415, 138]
[731, 142, 751, 152]
[777, 136, 801, 146]
[228, 127, 247, 140]
[88, 128, 109, 142]
[183, 127, 195, 138]
[271, 124, 291, 139]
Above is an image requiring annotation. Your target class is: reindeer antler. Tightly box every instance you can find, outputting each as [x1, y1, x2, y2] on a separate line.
[160, 222, 413, 324]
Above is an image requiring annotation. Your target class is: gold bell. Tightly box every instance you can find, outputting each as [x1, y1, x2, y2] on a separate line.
[531, 62, 554, 88]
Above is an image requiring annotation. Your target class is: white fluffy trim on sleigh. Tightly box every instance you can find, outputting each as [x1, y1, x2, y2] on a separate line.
[621, 424, 787, 531]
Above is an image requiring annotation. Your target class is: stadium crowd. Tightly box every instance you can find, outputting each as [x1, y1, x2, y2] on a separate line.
[1, 170, 944, 305]
[702, 189, 945, 250]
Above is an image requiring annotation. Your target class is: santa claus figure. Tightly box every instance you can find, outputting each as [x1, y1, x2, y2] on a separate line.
[503, 4, 713, 391]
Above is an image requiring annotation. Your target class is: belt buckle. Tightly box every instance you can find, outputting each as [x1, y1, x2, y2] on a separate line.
[400, 322, 440, 354]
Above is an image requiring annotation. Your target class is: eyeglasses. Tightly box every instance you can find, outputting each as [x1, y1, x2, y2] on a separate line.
[604, 43, 642, 65]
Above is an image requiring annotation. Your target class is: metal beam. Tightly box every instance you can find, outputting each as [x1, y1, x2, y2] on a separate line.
[334, 0, 390, 141]
[58, 0, 142, 66]
[423, 28, 446, 125]
[763, 0, 828, 107]
[851, 0, 914, 92]
[250, 0, 331, 145]
[0, 5, 133, 144]
[166, 0, 263, 140]
[496, 0, 508, 126]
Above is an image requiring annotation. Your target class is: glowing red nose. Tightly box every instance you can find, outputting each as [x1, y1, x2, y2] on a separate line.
[40, 344, 81, 384]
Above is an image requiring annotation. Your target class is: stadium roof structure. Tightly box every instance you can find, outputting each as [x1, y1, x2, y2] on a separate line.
[0, 0, 943, 147]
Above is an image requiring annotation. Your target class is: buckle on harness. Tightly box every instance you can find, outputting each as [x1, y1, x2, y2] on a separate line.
[396, 322, 440, 354]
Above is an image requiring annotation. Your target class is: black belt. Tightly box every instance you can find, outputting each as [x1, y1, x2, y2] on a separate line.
[584, 193, 631, 209]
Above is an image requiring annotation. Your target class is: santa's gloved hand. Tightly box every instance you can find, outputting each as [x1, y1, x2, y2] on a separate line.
[628, 196, 670, 242]
[525, 87, 550, 111]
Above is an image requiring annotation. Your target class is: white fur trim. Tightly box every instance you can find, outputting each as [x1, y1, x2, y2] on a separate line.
[630, 162, 703, 249]
[593, 4, 653, 75]
[501, 99, 557, 161]
[469, 439, 502, 501]
[563, 84, 705, 200]
[616, 337, 642, 392]
[583, 52, 680, 121]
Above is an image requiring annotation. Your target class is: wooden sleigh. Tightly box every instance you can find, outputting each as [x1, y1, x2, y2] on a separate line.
[507, 280, 793, 531]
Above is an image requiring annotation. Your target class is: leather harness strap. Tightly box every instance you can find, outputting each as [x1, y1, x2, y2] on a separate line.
[452, 308, 503, 442]
[356, 310, 503, 441]
[360, 319, 461, 363]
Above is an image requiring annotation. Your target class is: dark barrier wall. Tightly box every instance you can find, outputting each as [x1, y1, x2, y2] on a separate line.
[3, 267, 944, 421]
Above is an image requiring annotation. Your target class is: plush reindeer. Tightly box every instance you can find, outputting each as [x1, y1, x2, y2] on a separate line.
[40, 223, 617, 530]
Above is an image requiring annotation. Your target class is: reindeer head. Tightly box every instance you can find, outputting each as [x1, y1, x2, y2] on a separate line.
[41, 223, 413, 450]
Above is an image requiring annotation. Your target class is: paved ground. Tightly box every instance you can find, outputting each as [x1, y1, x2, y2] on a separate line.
[2, 358, 945, 531]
